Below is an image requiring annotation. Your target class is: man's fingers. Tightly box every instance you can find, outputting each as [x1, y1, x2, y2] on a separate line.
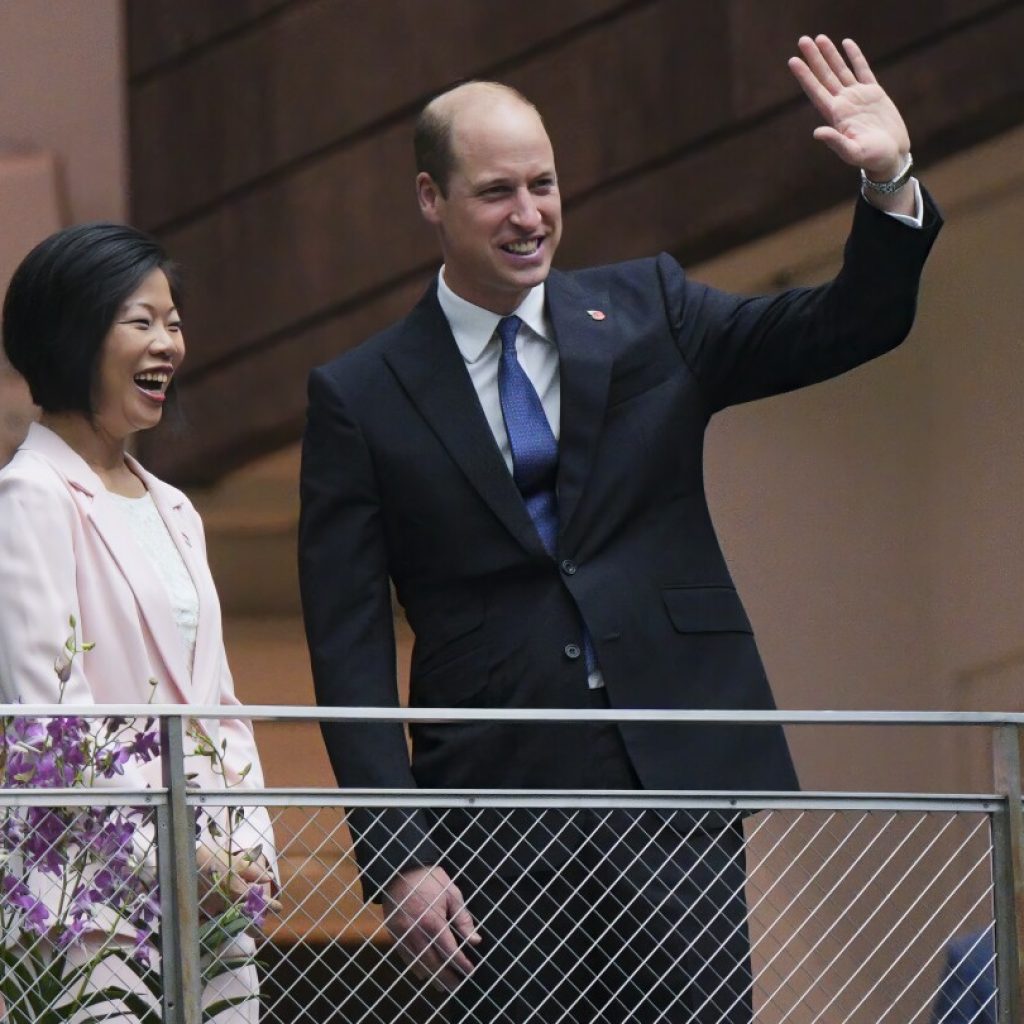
[787, 57, 834, 119]
[392, 916, 474, 992]
[842, 38, 877, 85]
[796, 35, 844, 94]
[425, 913, 476, 977]
[814, 34, 856, 88]
[448, 894, 482, 945]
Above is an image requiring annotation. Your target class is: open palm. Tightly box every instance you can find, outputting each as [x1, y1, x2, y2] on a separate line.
[789, 35, 910, 179]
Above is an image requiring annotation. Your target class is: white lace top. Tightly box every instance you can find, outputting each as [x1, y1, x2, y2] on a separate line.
[108, 491, 199, 675]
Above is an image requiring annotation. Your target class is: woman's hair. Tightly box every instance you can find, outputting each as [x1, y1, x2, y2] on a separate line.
[2, 222, 181, 415]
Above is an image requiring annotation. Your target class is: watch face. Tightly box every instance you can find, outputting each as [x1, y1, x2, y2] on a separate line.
[861, 156, 913, 194]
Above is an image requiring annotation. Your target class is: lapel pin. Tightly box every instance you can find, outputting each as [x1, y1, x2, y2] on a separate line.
[586, 309, 606, 321]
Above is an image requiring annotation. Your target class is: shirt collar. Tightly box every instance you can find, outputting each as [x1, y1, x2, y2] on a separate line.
[436, 267, 551, 364]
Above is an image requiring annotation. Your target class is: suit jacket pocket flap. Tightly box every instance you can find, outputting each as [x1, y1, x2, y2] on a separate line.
[662, 586, 752, 634]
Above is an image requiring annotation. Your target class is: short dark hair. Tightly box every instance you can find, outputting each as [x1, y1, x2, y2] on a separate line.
[413, 81, 538, 197]
[413, 101, 457, 198]
[2, 222, 181, 415]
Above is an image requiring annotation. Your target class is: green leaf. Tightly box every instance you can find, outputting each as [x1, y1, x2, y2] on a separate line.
[39, 986, 161, 1024]
[0, 954, 41, 1024]
[2, 947, 48, 1019]
[202, 993, 258, 1020]
[114, 989, 164, 1023]
[198, 911, 250, 960]
[201, 953, 256, 986]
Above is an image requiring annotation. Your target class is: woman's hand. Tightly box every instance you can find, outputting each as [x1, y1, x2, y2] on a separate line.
[196, 844, 281, 921]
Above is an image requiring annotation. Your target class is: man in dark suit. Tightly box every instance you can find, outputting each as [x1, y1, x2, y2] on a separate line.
[299, 34, 941, 1023]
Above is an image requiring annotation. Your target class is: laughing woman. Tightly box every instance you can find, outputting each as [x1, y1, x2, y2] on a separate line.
[0, 223, 276, 1021]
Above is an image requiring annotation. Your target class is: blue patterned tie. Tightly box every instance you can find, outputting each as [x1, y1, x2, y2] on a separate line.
[496, 316, 559, 554]
[496, 315, 597, 675]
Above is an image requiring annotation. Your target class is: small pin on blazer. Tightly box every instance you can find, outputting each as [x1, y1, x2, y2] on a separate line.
[586, 309, 606, 321]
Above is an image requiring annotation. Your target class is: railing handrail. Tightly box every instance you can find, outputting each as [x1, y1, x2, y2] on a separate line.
[2, 703, 1024, 725]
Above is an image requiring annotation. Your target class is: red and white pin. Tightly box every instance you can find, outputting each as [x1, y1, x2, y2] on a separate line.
[586, 309, 606, 321]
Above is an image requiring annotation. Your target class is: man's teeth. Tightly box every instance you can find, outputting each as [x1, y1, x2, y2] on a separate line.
[504, 240, 539, 255]
[134, 372, 170, 393]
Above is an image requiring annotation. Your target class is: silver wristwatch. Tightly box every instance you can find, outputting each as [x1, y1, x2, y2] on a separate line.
[860, 153, 914, 195]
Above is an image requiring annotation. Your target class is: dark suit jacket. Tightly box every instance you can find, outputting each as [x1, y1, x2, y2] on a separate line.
[931, 930, 996, 1024]
[299, 193, 941, 896]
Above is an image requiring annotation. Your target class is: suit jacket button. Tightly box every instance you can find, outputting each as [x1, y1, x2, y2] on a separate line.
[564, 643, 581, 660]
[560, 559, 577, 576]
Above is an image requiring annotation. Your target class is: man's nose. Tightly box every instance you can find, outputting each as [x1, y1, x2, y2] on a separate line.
[510, 189, 541, 229]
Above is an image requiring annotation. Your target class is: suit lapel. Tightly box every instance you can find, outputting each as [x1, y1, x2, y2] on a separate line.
[384, 288, 550, 558]
[546, 270, 613, 544]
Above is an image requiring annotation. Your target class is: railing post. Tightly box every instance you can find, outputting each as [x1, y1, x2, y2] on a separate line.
[159, 714, 202, 1024]
[992, 724, 1024, 1024]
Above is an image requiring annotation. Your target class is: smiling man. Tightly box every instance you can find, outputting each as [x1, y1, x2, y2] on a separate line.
[300, 36, 942, 1024]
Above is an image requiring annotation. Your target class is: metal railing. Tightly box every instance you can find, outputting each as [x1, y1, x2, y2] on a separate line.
[1, 706, 1021, 1024]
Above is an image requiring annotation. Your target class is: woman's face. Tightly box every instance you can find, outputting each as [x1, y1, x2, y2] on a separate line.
[92, 268, 184, 440]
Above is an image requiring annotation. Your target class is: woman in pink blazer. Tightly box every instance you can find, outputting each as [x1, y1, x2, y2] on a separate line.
[0, 223, 276, 1021]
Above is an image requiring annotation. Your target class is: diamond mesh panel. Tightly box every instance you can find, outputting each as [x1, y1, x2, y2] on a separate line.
[188, 802, 997, 1024]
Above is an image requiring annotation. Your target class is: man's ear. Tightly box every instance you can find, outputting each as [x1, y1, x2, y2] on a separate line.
[416, 172, 444, 224]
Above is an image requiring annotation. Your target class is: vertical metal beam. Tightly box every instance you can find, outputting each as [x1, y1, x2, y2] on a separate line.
[992, 724, 1024, 1024]
[160, 714, 202, 1024]
[154, 801, 184, 1024]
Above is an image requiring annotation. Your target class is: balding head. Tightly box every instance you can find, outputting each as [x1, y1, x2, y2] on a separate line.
[414, 81, 542, 197]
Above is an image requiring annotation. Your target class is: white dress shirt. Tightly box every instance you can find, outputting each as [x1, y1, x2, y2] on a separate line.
[437, 270, 559, 475]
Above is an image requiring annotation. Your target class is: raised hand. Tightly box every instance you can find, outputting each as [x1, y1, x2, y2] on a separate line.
[383, 865, 482, 992]
[788, 35, 910, 183]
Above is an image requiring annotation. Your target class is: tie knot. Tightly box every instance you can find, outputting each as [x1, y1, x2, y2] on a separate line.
[496, 315, 522, 355]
